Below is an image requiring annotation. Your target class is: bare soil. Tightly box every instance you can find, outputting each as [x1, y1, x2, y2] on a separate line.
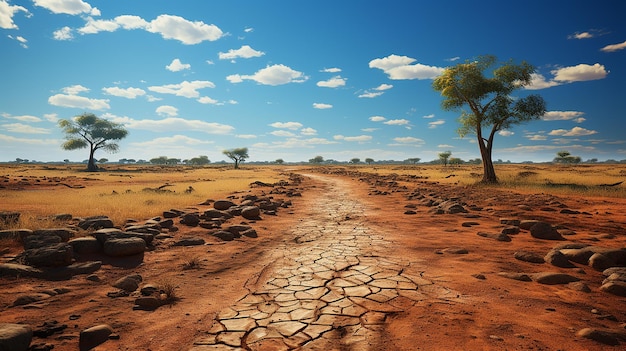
[1, 169, 625, 350]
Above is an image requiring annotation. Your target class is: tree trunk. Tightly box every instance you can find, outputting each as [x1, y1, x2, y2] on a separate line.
[479, 141, 498, 183]
[234, 160, 239, 169]
[87, 145, 98, 172]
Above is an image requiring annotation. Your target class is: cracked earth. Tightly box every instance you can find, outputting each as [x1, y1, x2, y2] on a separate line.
[191, 175, 462, 350]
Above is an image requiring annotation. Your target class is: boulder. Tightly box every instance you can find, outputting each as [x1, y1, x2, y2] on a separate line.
[519, 220, 541, 230]
[514, 251, 545, 264]
[529, 222, 564, 240]
[544, 250, 576, 268]
[203, 209, 233, 220]
[32, 228, 73, 242]
[560, 247, 594, 265]
[0, 263, 42, 278]
[588, 253, 614, 271]
[214, 200, 235, 211]
[22, 234, 61, 250]
[69, 237, 102, 254]
[241, 229, 258, 238]
[531, 272, 580, 285]
[172, 237, 205, 246]
[576, 328, 626, 346]
[0, 323, 32, 351]
[78, 216, 114, 230]
[21, 243, 73, 267]
[113, 274, 142, 292]
[212, 231, 235, 241]
[226, 225, 252, 237]
[103, 238, 145, 257]
[79, 324, 113, 351]
[241, 206, 261, 220]
[180, 213, 200, 227]
[600, 281, 626, 297]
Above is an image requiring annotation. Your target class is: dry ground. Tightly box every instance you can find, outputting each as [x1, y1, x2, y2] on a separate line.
[1, 165, 625, 350]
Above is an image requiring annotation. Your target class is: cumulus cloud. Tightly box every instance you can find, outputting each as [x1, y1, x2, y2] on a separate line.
[542, 111, 585, 121]
[601, 40, 626, 53]
[48, 85, 110, 110]
[148, 80, 215, 98]
[102, 86, 146, 99]
[422, 114, 435, 119]
[0, 0, 30, 29]
[155, 105, 178, 117]
[316, 76, 346, 88]
[227, 64, 308, 85]
[115, 15, 148, 29]
[300, 127, 317, 136]
[393, 137, 424, 144]
[552, 63, 608, 82]
[2, 114, 41, 122]
[130, 135, 213, 148]
[269, 121, 303, 130]
[384, 119, 410, 126]
[548, 126, 598, 137]
[34, 0, 98, 16]
[53, 26, 73, 40]
[358, 91, 383, 98]
[369, 116, 386, 122]
[498, 130, 514, 137]
[428, 120, 445, 129]
[146, 15, 223, 44]
[197, 96, 218, 104]
[313, 103, 332, 109]
[374, 84, 393, 91]
[271, 130, 296, 137]
[107, 115, 234, 134]
[2, 123, 51, 134]
[218, 45, 264, 60]
[78, 16, 118, 34]
[369, 54, 444, 80]
[526, 73, 561, 90]
[334, 135, 372, 142]
[525, 133, 548, 141]
[236, 134, 257, 139]
[320, 68, 341, 73]
[166, 58, 191, 72]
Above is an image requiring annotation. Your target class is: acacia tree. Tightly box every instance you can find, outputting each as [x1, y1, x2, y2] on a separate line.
[59, 113, 128, 172]
[309, 155, 324, 164]
[350, 158, 360, 164]
[223, 147, 249, 169]
[433, 56, 546, 183]
[438, 151, 452, 166]
[554, 151, 581, 164]
[365, 158, 374, 165]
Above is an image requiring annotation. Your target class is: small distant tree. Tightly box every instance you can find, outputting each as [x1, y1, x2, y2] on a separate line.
[438, 151, 452, 166]
[365, 158, 374, 165]
[406, 158, 421, 164]
[449, 157, 463, 166]
[150, 156, 168, 165]
[223, 147, 249, 169]
[59, 113, 128, 172]
[98, 158, 108, 164]
[350, 158, 360, 164]
[554, 151, 581, 164]
[166, 158, 181, 165]
[309, 155, 324, 164]
[63, 159, 70, 163]
[188, 155, 210, 166]
[275, 158, 284, 165]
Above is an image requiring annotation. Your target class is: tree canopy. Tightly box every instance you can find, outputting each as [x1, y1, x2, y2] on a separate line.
[59, 113, 128, 172]
[223, 147, 249, 169]
[433, 55, 546, 183]
[554, 151, 581, 164]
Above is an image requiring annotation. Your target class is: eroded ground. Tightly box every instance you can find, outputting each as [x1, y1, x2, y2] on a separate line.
[1, 169, 626, 350]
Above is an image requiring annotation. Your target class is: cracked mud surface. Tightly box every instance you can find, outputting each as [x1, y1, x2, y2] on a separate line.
[191, 175, 462, 350]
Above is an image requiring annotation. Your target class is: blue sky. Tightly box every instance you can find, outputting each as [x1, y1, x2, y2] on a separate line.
[1, 0, 625, 163]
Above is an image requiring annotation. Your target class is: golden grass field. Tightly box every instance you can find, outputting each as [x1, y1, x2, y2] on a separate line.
[1, 163, 624, 230]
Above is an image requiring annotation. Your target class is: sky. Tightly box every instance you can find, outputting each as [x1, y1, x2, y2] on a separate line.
[1, 0, 625, 163]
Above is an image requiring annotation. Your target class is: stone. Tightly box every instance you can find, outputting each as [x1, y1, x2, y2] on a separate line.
[477, 232, 511, 242]
[203, 209, 233, 220]
[173, 237, 205, 246]
[498, 272, 532, 282]
[0, 263, 42, 278]
[544, 250, 576, 268]
[529, 222, 564, 240]
[113, 274, 142, 292]
[78, 216, 114, 230]
[213, 231, 235, 241]
[21, 243, 73, 267]
[241, 206, 261, 220]
[531, 272, 580, 285]
[22, 234, 62, 250]
[32, 228, 73, 242]
[134, 296, 163, 310]
[180, 213, 200, 227]
[501, 226, 520, 235]
[560, 248, 594, 265]
[588, 253, 614, 271]
[600, 281, 626, 297]
[241, 229, 258, 238]
[0, 323, 32, 351]
[214, 200, 236, 211]
[103, 238, 145, 257]
[226, 225, 252, 237]
[514, 251, 544, 264]
[568, 281, 591, 293]
[0, 229, 31, 241]
[576, 328, 626, 346]
[519, 220, 540, 230]
[442, 247, 469, 254]
[69, 236, 102, 254]
[79, 324, 113, 351]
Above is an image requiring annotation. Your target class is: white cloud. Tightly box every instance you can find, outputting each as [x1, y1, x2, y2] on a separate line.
[8, 34, 27, 48]
[542, 111, 585, 121]
[428, 120, 445, 128]
[197, 96, 218, 105]
[393, 137, 424, 144]
[548, 126, 598, 137]
[227, 64, 307, 85]
[300, 127, 317, 136]
[0, 0, 29, 29]
[568, 31, 594, 39]
[369, 54, 444, 80]
[44, 113, 59, 122]
[358, 91, 383, 98]
[146, 15, 223, 44]
[115, 15, 148, 30]
[438, 144, 454, 148]
[525, 134, 547, 141]
[334, 135, 372, 142]
[107, 115, 234, 134]
[526, 73, 561, 90]
[155, 105, 178, 117]
[601, 40, 626, 53]
[271, 130, 296, 137]
[148, 80, 215, 98]
[102, 86, 146, 99]
[316, 75, 346, 88]
[236, 134, 257, 139]
[374, 84, 393, 91]
[552, 63, 608, 82]
[34, 0, 95, 15]
[146, 95, 162, 102]
[131, 135, 213, 147]
[48, 85, 110, 110]
[0, 133, 58, 145]
[166, 58, 191, 72]
[369, 116, 386, 122]
[53, 26, 73, 40]
[446, 56, 461, 62]
[78, 16, 118, 34]
[218, 45, 264, 60]
[253, 137, 338, 149]
[2, 114, 41, 122]
[321, 68, 341, 73]
[244, 27, 254, 33]
[384, 119, 410, 126]
[422, 114, 435, 119]
[2, 123, 50, 134]
[361, 128, 378, 132]
[498, 130, 514, 137]
[269, 122, 303, 130]
[313, 103, 332, 109]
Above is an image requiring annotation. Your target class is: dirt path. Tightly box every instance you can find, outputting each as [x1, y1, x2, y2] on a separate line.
[190, 174, 462, 350]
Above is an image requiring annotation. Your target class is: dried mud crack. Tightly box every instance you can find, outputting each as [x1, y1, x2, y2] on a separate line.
[190, 175, 462, 351]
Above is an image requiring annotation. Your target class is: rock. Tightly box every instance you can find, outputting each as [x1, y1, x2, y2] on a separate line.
[214, 200, 236, 211]
[103, 238, 145, 257]
[531, 272, 580, 285]
[158, 218, 174, 229]
[21, 243, 73, 267]
[134, 296, 163, 310]
[588, 253, 614, 271]
[32, 228, 73, 242]
[477, 232, 511, 242]
[33, 321, 67, 338]
[514, 251, 545, 264]
[173, 237, 205, 246]
[576, 328, 626, 346]
[124, 224, 160, 235]
[52, 213, 72, 221]
[0, 229, 31, 241]
[162, 210, 181, 218]
[544, 250, 576, 268]
[529, 222, 564, 240]
[438, 200, 467, 214]
[0, 263, 42, 278]
[212, 231, 235, 241]
[568, 281, 591, 293]
[180, 213, 200, 227]
[500, 218, 520, 226]
[560, 248, 594, 265]
[0, 323, 32, 351]
[241, 206, 261, 220]
[519, 220, 540, 230]
[113, 274, 142, 292]
[600, 281, 626, 297]
[11, 293, 50, 307]
[226, 225, 252, 237]
[498, 272, 532, 282]
[501, 226, 520, 235]
[442, 247, 469, 254]
[140, 284, 159, 296]
[22, 234, 62, 250]
[241, 229, 258, 238]
[69, 237, 102, 254]
[79, 324, 113, 351]
[78, 216, 114, 230]
[560, 209, 580, 215]
[603, 267, 626, 276]
[41, 261, 102, 280]
[203, 209, 233, 220]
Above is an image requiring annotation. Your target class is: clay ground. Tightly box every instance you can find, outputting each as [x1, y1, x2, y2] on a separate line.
[1, 169, 626, 350]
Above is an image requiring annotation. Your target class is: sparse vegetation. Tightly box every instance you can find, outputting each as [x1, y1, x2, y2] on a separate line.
[182, 256, 202, 270]
[158, 280, 180, 305]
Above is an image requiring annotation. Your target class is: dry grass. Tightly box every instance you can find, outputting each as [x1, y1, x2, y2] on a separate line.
[158, 280, 179, 305]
